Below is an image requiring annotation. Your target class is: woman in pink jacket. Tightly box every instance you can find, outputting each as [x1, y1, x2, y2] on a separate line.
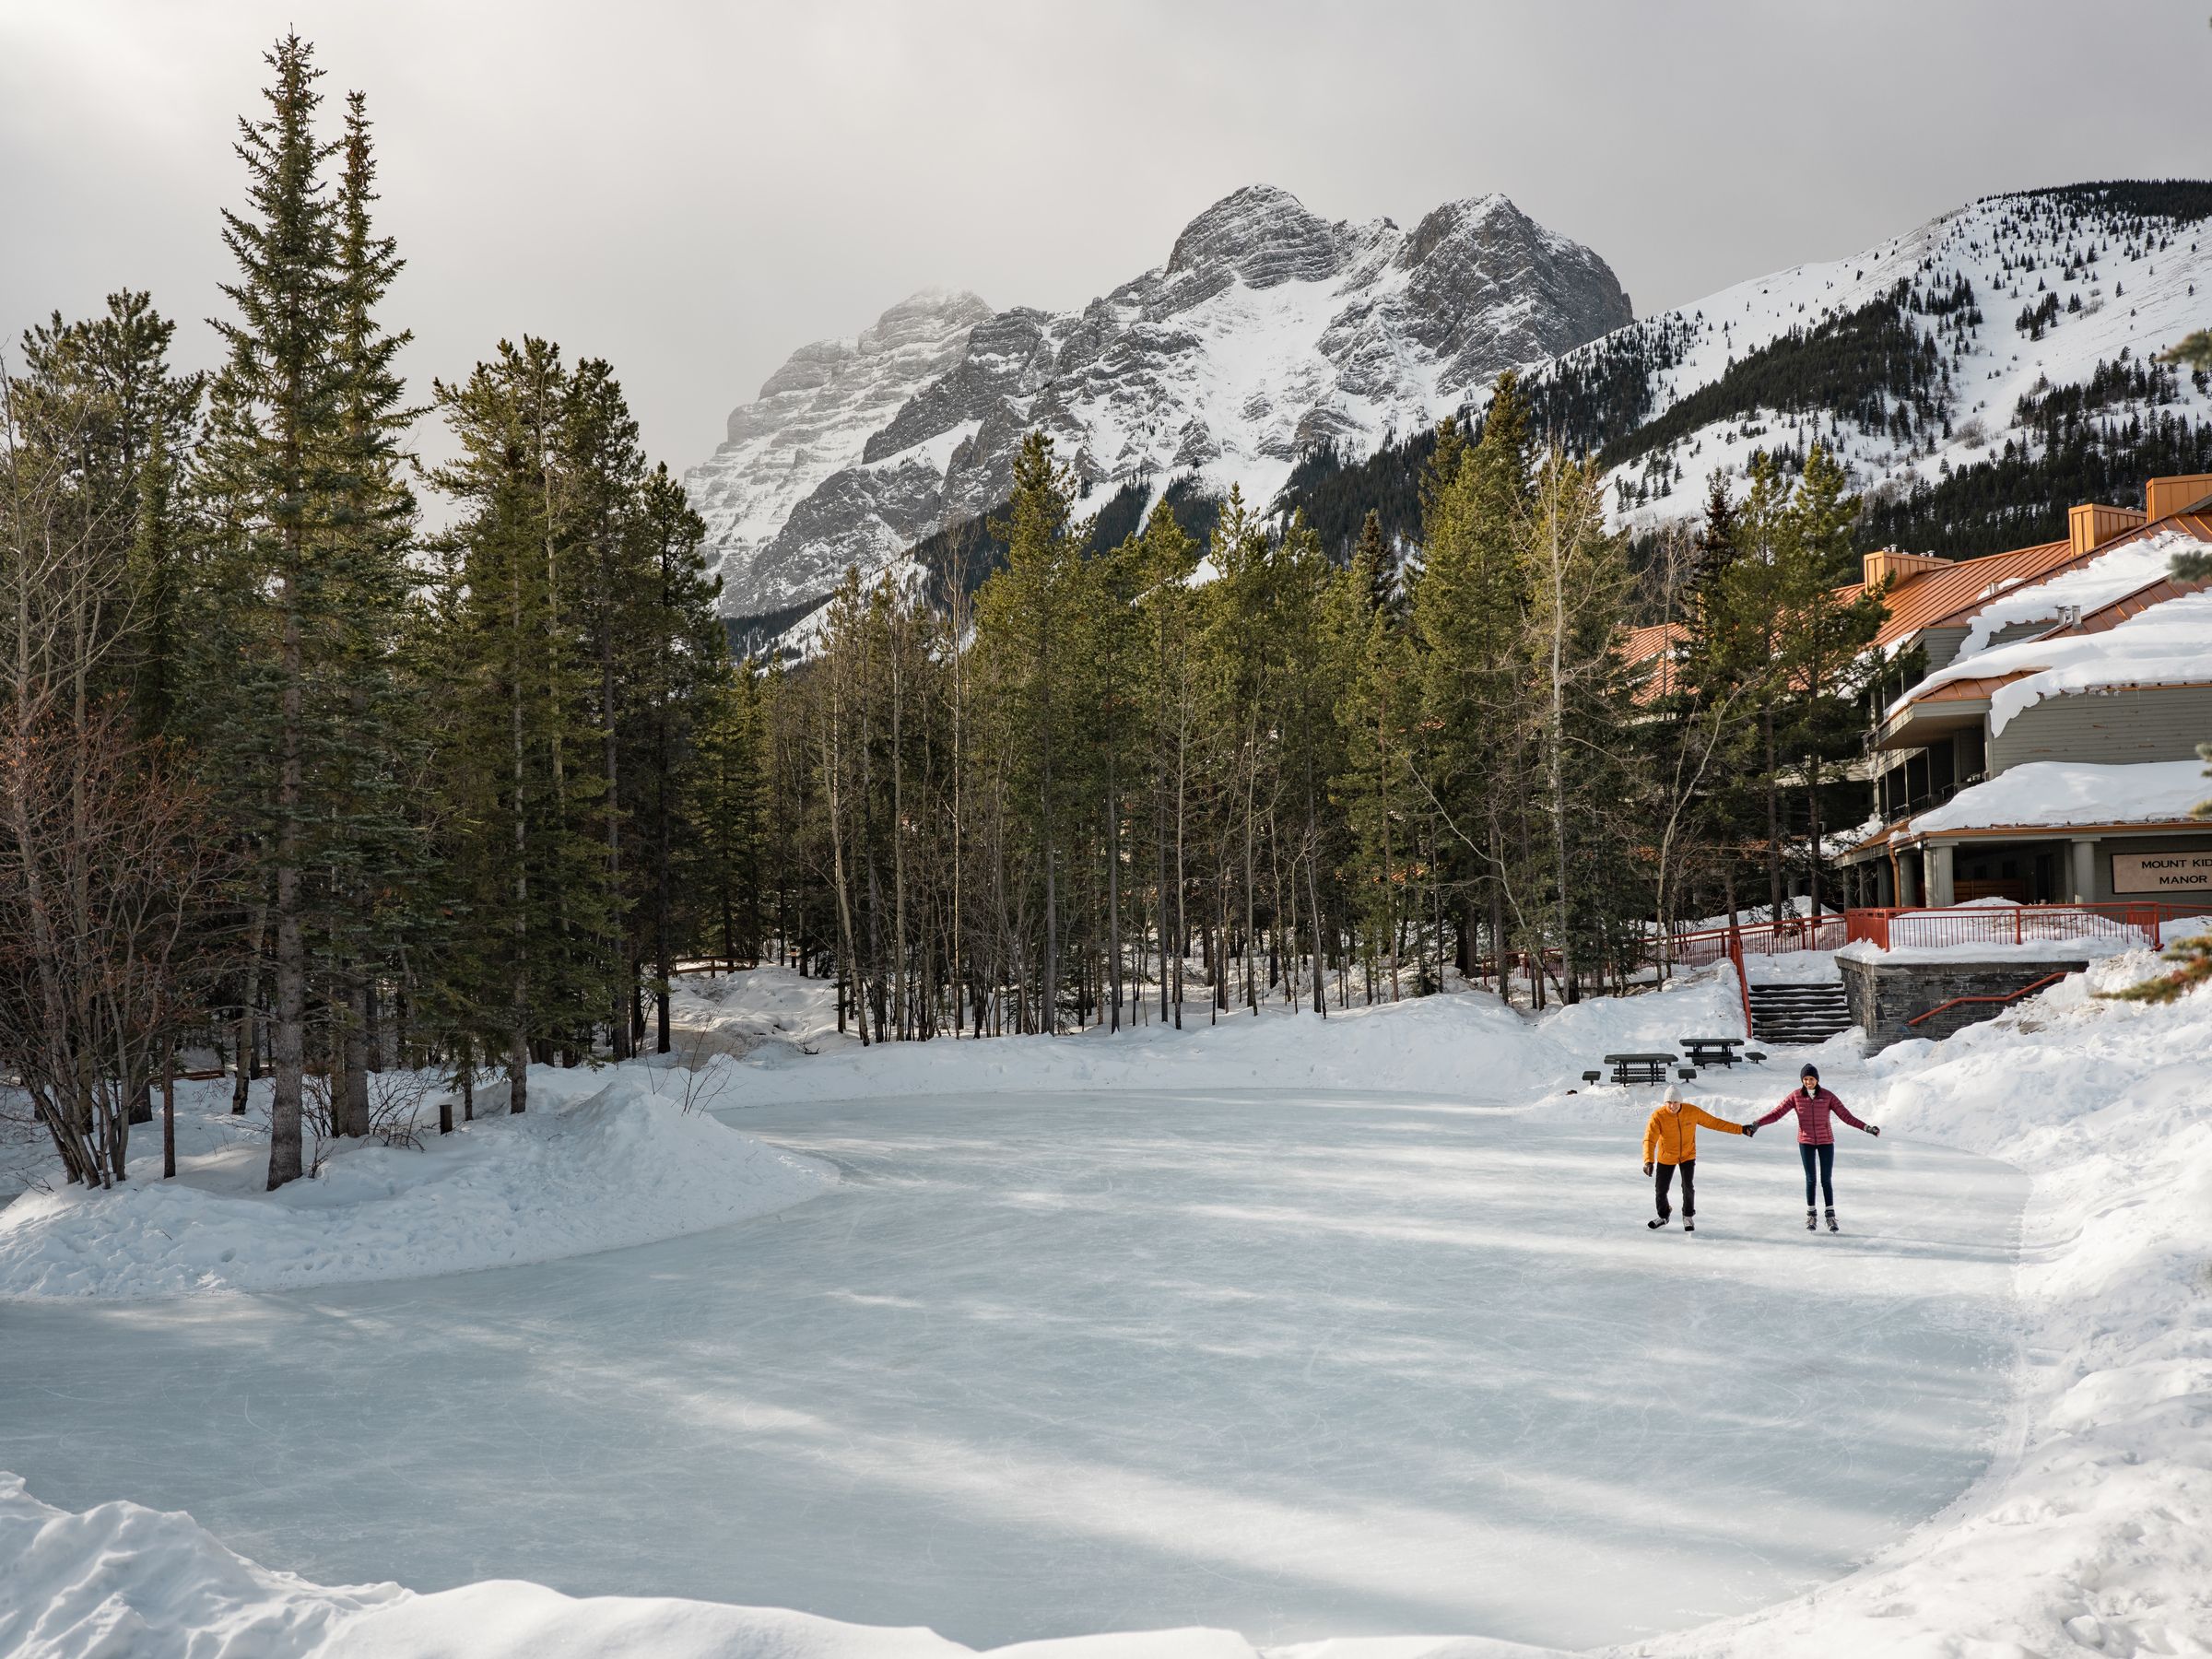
[1751, 1063, 1880, 1233]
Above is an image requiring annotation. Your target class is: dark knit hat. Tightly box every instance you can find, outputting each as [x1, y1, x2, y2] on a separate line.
[1799, 1063, 1820, 1080]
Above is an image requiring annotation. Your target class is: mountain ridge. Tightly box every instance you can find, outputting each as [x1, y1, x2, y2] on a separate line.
[685, 183, 1633, 620]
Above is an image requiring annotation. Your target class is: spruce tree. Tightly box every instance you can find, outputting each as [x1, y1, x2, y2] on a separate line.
[197, 32, 351, 1187]
[975, 432, 1086, 1030]
[429, 339, 625, 1097]
[1412, 374, 1534, 993]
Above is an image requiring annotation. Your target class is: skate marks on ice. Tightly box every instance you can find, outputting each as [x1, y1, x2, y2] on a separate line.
[0, 1090, 2024, 1652]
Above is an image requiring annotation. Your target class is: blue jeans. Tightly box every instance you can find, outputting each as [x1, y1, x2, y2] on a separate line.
[1800, 1142, 1836, 1207]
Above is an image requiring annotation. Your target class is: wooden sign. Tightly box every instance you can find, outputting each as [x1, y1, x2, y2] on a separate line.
[2112, 850, 2212, 892]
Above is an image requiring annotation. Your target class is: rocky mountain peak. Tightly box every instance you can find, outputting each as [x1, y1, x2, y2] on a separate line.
[1403, 193, 1518, 268]
[688, 187, 1633, 628]
[854, 288, 995, 356]
[1164, 184, 1347, 289]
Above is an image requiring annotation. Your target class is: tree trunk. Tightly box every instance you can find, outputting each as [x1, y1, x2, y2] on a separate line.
[267, 590, 306, 1189]
[161, 1036, 176, 1180]
[342, 973, 370, 1137]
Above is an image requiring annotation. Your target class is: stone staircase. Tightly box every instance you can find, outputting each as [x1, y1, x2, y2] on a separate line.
[1747, 981, 1853, 1046]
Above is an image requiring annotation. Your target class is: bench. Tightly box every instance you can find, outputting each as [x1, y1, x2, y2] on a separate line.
[1679, 1036, 1745, 1068]
[1602, 1053, 1677, 1087]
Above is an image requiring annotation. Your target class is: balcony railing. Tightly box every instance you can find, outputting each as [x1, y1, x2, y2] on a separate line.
[1657, 901, 2206, 964]
[1843, 903, 2204, 952]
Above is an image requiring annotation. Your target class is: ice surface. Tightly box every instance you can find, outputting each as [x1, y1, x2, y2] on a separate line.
[0, 1084, 2022, 1653]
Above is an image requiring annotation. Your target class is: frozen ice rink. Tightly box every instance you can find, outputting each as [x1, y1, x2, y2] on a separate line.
[0, 1088, 2026, 1651]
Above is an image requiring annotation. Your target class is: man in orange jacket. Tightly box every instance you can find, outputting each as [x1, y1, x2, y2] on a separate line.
[1641, 1084, 1757, 1232]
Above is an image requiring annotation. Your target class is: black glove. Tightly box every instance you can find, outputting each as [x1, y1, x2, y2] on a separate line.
[1866, 1124, 1881, 1136]
[1741, 1124, 1757, 1139]
[1643, 1162, 1654, 1176]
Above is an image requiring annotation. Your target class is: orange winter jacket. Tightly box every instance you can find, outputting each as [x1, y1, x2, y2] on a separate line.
[1641, 1103, 1746, 1166]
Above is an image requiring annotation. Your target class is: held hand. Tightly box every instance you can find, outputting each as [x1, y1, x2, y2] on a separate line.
[1741, 1124, 1757, 1139]
[1643, 1162, 1654, 1176]
[1867, 1124, 1881, 1136]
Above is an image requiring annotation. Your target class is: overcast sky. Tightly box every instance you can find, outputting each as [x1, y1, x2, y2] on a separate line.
[4, 0, 2209, 475]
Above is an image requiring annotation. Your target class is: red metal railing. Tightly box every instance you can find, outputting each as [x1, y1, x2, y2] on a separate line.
[1725, 929, 1753, 1039]
[1658, 913, 1849, 967]
[1906, 971, 2071, 1028]
[1845, 902, 2206, 953]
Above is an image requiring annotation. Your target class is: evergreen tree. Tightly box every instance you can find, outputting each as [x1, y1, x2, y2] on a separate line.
[1132, 501, 1203, 1026]
[1330, 535, 1416, 1001]
[631, 461, 722, 1051]
[688, 664, 770, 975]
[429, 338, 620, 1107]
[1351, 509, 1395, 616]
[195, 33, 359, 1186]
[974, 432, 1088, 1031]
[1412, 375, 1534, 994]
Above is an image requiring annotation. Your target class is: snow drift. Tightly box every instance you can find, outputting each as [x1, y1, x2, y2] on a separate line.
[0, 1065, 835, 1300]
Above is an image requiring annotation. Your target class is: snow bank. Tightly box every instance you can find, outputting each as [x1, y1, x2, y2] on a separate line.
[704, 969, 1747, 1112]
[1909, 758, 2212, 833]
[0, 1475, 1553, 1659]
[0, 1473, 398, 1658]
[0, 1065, 834, 1300]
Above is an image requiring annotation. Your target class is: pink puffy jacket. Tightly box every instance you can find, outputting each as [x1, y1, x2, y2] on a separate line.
[1752, 1086, 1869, 1146]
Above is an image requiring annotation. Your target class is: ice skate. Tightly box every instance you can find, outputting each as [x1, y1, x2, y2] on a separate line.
[1826, 1207, 1841, 1233]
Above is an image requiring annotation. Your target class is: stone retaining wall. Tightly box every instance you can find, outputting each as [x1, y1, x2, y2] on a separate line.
[1840, 956, 2088, 1051]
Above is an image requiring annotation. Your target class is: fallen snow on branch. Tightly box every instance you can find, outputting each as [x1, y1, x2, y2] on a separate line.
[0, 1063, 834, 1300]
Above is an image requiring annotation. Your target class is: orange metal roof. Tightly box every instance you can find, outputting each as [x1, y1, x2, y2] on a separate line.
[1902, 511, 2212, 639]
[1913, 672, 2029, 702]
[1620, 621, 1687, 704]
[1616, 505, 2212, 711]
[1845, 538, 2075, 649]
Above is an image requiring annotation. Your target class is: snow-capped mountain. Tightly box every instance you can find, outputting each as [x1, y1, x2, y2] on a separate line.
[1534, 182, 2212, 543]
[688, 185, 1632, 620]
[683, 288, 996, 624]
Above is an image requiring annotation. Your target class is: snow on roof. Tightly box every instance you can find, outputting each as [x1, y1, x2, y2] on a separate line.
[1858, 539, 2077, 654]
[1954, 527, 2212, 661]
[1889, 588, 2212, 734]
[1908, 759, 2212, 835]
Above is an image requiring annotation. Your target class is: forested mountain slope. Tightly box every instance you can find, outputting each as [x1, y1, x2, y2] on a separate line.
[1280, 182, 2212, 564]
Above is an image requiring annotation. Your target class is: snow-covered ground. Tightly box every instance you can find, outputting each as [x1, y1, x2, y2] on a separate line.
[3, 949, 2207, 1656]
[0, 1061, 834, 1300]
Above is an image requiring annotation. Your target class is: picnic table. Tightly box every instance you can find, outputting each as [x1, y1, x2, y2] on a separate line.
[1602, 1052, 1680, 1087]
[1679, 1036, 1746, 1068]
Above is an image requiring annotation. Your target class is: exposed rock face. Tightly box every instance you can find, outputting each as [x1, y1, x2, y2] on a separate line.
[687, 186, 1631, 619]
[683, 288, 994, 620]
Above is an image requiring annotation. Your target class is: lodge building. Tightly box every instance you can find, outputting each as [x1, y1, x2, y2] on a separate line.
[1631, 474, 2212, 914]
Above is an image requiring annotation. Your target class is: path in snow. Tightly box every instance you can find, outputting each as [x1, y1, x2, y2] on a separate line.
[0, 1089, 2023, 1651]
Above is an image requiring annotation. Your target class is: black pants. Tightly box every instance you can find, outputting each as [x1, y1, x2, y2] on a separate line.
[1800, 1142, 1836, 1207]
[1654, 1158, 1694, 1219]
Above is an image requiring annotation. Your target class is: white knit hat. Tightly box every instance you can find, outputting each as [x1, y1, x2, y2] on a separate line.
[1663, 1084, 1683, 1103]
